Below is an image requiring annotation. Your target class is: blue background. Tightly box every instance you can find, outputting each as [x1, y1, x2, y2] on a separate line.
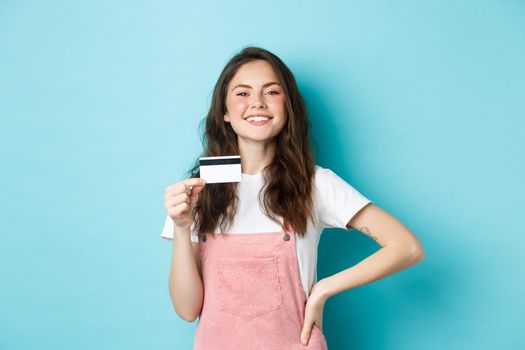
[1, 1, 524, 349]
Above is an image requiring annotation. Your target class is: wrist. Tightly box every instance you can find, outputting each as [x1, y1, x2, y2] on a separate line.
[173, 225, 192, 242]
[315, 278, 334, 302]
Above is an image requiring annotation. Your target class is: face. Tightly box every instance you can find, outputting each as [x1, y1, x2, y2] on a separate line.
[224, 60, 287, 146]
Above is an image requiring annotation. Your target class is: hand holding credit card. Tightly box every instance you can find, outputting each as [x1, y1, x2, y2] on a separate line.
[199, 155, 242, 184]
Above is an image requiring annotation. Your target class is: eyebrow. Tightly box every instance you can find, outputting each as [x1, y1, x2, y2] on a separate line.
[231, 81, 281, 91]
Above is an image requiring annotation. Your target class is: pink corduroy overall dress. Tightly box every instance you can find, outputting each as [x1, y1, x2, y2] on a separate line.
[193, 224, 328, 349]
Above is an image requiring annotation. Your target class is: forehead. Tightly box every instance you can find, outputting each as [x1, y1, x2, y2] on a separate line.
[230, 60, 279, 84]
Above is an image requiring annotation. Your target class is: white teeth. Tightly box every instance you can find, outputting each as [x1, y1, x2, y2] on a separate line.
[246, 116, 271, 122]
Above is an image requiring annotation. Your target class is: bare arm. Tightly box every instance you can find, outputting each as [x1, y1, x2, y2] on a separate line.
[168, 226, 204, 322]
[164, 177, 207, 322]
[316, 203, 425, 299]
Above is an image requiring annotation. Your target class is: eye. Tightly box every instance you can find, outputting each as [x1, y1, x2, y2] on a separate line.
[236, 92, 248, 96]
[266, 90, 280, 95]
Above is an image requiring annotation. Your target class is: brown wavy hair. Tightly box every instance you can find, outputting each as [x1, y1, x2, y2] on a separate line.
[186, 46, 317, 238]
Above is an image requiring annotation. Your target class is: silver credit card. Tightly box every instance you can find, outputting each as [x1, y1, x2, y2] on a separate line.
[199, 155, 242, 184]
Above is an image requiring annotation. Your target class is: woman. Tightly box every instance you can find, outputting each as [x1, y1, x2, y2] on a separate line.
[161, 46, 425, 349]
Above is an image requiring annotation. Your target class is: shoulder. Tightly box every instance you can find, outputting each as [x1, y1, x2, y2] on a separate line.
[312, 165, 343, 206]
[313, 165, 345, 189]
[311, 165, 372, 229]
[313, 165, 369, 198]
[313, 164, 328, 183]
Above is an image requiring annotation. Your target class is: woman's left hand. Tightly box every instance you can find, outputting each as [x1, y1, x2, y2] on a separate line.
[300, 279, 330, 345]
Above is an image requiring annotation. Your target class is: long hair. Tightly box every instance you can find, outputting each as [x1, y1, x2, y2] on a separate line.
[186, 46, 316, 238]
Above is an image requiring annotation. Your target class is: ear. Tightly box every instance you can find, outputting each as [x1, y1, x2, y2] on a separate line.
[224, 112, 231, 123]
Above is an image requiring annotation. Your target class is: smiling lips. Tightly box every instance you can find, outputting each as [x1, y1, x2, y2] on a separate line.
[244, 114, 273, 126]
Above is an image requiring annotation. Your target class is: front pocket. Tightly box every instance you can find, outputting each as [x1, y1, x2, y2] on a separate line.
[217, 256, 283, 320]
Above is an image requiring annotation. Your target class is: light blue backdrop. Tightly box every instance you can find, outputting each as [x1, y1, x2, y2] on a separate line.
[1, 1, 523, 349]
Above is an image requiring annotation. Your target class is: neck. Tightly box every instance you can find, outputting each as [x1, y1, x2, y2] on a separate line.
[238, 138, 276, 175]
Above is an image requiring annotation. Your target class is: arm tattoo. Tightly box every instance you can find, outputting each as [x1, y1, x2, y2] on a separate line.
[360, 226, 379, 242]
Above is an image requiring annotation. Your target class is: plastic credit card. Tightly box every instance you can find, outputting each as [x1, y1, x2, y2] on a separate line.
[199, 155, 242, 184]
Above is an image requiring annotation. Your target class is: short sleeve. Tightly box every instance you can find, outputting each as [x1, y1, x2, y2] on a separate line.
[314, 167, 372, 229]
[160, 214, 199, 243]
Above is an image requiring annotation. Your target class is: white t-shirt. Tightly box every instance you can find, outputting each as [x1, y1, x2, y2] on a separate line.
[161, 165, 372, 299]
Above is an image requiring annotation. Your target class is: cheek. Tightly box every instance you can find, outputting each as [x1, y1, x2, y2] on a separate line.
[233, 102, 247, 112]
[226, 97, 246, 112]
[228, 103, 247, 117]
[272, 96, 286, 111]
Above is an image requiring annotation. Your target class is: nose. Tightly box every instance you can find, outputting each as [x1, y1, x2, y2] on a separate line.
[250, 93, 267, 109]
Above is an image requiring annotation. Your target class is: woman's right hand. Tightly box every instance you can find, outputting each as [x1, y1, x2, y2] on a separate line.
[164, 178, 207, 230]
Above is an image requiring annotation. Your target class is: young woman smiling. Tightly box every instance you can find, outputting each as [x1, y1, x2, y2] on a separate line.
[162, 47, 425, 349]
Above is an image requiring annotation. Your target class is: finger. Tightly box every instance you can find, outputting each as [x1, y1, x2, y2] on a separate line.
[180, 179, 206, 195]
[300, 321, 312, 346]
[183, 178, 207, 188]
[168, 201, 190, 218]
[164, 188, 189, 201]
[165, 187, 203, 211]
[190, 184, 206, 197]
[169, 192, 191, 206]
[165, 178, 206, 193]
[164, 192, 188, 207]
